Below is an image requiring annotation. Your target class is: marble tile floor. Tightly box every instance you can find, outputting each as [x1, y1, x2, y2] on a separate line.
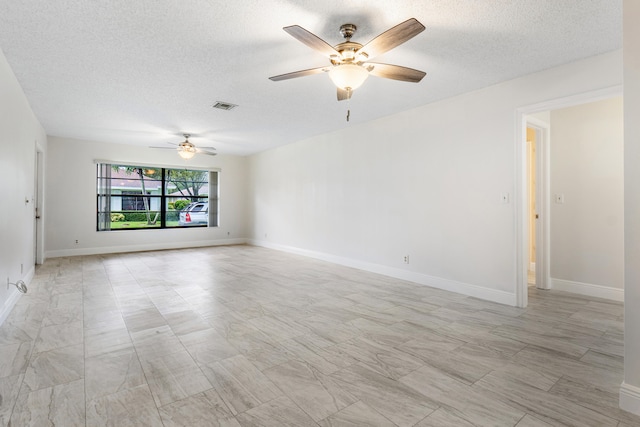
[0, 245, 638, 426]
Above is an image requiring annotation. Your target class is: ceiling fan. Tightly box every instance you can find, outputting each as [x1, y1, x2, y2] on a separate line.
[150, 134, 217, 159]
[269, 18, 426, 101]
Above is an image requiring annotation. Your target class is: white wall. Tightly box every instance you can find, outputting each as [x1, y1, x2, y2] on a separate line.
[528, 111, 551, 124]
[622, 0, 640, 416]
[0, 48, 47, 323]
[247, 50, 622, 306]
[45, 137, 248, 257]
[549, 98, 624, 299]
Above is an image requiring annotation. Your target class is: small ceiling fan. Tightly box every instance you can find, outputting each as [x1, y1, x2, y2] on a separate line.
[269, 18, 426, 101]
[150, 134, 217, 159]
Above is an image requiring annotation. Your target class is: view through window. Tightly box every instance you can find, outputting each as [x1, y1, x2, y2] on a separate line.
[97, 164, 218, 230]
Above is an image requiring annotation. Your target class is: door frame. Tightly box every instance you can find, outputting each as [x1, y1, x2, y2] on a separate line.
[514, 85, 622, 308]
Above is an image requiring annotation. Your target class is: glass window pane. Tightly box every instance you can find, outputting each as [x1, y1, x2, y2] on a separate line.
[176, 197, 209, 227]
[165, 169, 209, 198]
[208, 171, 219, 227]
[165, 197, 181, 227]
[106, 195, 161, 229]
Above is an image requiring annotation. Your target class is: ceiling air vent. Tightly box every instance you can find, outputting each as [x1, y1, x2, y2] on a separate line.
[212, 101, 238, 111]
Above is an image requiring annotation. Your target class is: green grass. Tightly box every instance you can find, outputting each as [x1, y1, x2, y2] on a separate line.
[110, 221, 180, 229]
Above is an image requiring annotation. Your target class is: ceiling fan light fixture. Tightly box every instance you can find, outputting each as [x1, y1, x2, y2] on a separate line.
[178, 143, 196, 159]
[328, 63, 369, 91]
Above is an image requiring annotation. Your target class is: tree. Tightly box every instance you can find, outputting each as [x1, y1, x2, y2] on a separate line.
[166, 169, 208, 199]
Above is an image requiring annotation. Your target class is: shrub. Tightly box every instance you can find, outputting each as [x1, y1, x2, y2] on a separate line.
[110, 213, 125, 222]
[168, 202, 175, 210]
[122, 212, 152, 222]
[174, 199, 190, 210]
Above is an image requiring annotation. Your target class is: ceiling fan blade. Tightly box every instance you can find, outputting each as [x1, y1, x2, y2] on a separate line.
[337, 88, 352, 101]
[198, 151, 218, 156]
[149, 146, 177, 150]
[283, 25, 340, 58]
[196, 146, 216, 150]
[356, 18, 425, 61]
[366, 62, 426, 82]
[269, 67, 328, 81]
[150, 142, 179, 147]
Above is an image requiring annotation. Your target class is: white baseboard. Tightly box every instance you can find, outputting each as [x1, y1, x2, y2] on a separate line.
[0, 266, 34, 326]
[620, 382, 640, 416]
[23, 264, 35, 287]
[46, 238, 248, 258]
[0, 289, 23, 326]
[248, 239, 517, 306]
[550, 278, 624, 302]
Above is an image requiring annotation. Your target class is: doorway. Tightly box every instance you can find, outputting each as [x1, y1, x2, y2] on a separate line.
[524, 120, 548, 292]
[515, 85, 622, 308]
[527, 127, 536, 286]
[34, 146, 44, 265]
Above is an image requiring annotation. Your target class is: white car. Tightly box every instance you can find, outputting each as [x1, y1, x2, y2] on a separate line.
[178, 202, 208, 226]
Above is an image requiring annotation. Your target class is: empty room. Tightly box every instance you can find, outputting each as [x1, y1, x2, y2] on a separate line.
[1, 1, 640, 426]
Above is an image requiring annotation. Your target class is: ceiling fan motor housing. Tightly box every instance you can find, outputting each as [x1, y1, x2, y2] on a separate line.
[331, 41, 365, 65]
[339, 23, 357, 40]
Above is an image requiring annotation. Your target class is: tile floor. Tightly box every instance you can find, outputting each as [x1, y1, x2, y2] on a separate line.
[0, 245, 638, 426]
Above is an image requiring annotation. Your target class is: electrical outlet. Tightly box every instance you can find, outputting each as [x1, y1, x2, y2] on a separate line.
[75, 239, 79, 244]
[403, 255, 410, 264]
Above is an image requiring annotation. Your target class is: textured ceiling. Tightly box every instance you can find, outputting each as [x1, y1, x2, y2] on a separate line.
[0, 0, 622, 155]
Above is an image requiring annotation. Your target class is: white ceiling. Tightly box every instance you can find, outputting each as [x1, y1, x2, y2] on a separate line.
[0, 1, 622, 155]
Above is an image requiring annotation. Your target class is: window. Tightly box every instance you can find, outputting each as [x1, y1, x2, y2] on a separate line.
[121, 191, 150, 211]
[97, 163, 219, 231]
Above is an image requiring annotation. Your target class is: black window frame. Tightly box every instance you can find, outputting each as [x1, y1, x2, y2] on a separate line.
[97, 163, 218, 231]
